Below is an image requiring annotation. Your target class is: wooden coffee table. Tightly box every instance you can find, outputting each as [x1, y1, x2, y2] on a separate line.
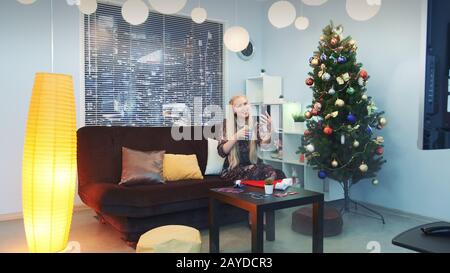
[209, 186, 324, 253]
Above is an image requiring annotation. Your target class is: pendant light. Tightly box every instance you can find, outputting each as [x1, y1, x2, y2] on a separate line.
[191, 0, 207, 24]
[122, 0, 149, 26]
[22, 0, 77, 253]
[295, 0, 310, 30]
[268, 1, 296, 29]
[17, 0, 37, 4]
[79, 0, 97, 15]
[346, 0, 381, 21]
[148, 0, 187, 15]
[224, 0, 250, 52]
[302, 0, 328, 6]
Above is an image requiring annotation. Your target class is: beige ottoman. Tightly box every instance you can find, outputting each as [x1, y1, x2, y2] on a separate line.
[136, 225, 202, 253]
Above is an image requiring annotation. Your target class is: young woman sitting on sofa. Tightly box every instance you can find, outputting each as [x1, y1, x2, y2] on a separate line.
[217, 95, 286, 181]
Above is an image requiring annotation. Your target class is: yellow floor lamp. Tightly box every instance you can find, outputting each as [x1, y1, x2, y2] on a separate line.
[21, 0, 77, 253]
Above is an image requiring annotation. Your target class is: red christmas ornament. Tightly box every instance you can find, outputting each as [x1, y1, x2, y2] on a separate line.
[323, 126, 333, 135]
[300, 154, 305, 163]
[376, 147, 384, 155]
[330, 38, 338, 46]
[360, 70, 368, 80]
[304, 130, 312, 136]
[305, 78, 314, 86]
[311, 109, 319, 116]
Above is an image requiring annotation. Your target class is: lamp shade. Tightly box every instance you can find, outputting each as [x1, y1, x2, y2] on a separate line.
[268, 1, 296, 29]
[22, 73, 77, 253]
[224, 26, 250, 52]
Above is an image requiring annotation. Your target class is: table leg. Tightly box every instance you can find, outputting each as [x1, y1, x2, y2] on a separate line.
[265, 210, 275, 242]
[312, 198, 324, 253]
[209, 198, 220, 253]
[251, 208, 264, 253]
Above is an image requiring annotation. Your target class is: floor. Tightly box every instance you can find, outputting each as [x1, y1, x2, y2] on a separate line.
[0, 201, 434, 253]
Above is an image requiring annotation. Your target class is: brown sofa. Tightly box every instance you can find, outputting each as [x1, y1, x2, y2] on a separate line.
[77, 126, 247, 243]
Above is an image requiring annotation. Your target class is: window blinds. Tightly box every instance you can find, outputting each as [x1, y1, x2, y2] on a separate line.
[84, 3, 224, 127]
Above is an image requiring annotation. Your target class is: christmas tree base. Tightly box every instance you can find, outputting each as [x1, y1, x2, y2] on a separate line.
[340, 180, 385, 224]
[340, 198, 386, 225]
[292, 205, 343, 237]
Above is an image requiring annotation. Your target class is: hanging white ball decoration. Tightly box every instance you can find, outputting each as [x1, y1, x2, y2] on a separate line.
[362, 94, 368, 101]
[268, 1, 296, 29]
[191, 7, 207, 24]
[224, 26, 250, 52]
[302, 0, 328, 6]
[367, 0, 382, 6]
[346, 0, 381, 21]
[148, 0, 187, 15]
[122, 0, 149, 26]
[79, 0, 97, 15]
[372, 179, 380, 186]
[295, 17, 310, 30]
[359, 163, 369, 173]
[17, 0, 37, 4]
[328, 88, 336, 95]
[306, 144, 315, 153]
[353, 140, 360, 148]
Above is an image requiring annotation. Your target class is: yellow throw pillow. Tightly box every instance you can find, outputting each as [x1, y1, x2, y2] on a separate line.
[163, 154, 204, 181]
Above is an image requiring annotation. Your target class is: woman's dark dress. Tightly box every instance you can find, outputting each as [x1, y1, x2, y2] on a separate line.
[217, 124, 286, 181]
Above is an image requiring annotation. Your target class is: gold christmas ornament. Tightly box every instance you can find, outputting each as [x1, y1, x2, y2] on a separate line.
[335, 99, 345, 108]
[311, 58, 320, 66]
[375, 136, 385, 144]
[379, 117, 387, 126]
[342, 73, 351, 82]
[304, 111, 312, 119]
[325, 111, 339, 120]
[331, 160, 339, 168]
[359, 163, 369, 173]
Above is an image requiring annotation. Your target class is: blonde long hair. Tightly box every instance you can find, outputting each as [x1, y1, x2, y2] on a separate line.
[226, 95, 258, 170]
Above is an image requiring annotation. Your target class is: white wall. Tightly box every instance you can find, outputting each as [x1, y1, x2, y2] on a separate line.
[0, 0, 265, 215]
[0, 0, 80, 215]
[262, 0, 450, 221]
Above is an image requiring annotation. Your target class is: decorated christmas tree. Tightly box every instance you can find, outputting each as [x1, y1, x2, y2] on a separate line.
[299, 22, 387, 213]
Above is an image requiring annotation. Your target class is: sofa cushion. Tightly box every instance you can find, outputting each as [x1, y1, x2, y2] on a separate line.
[120, 148, 165, 185]
[79, 176, 233, 215]
[163, 154, 204, 181]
